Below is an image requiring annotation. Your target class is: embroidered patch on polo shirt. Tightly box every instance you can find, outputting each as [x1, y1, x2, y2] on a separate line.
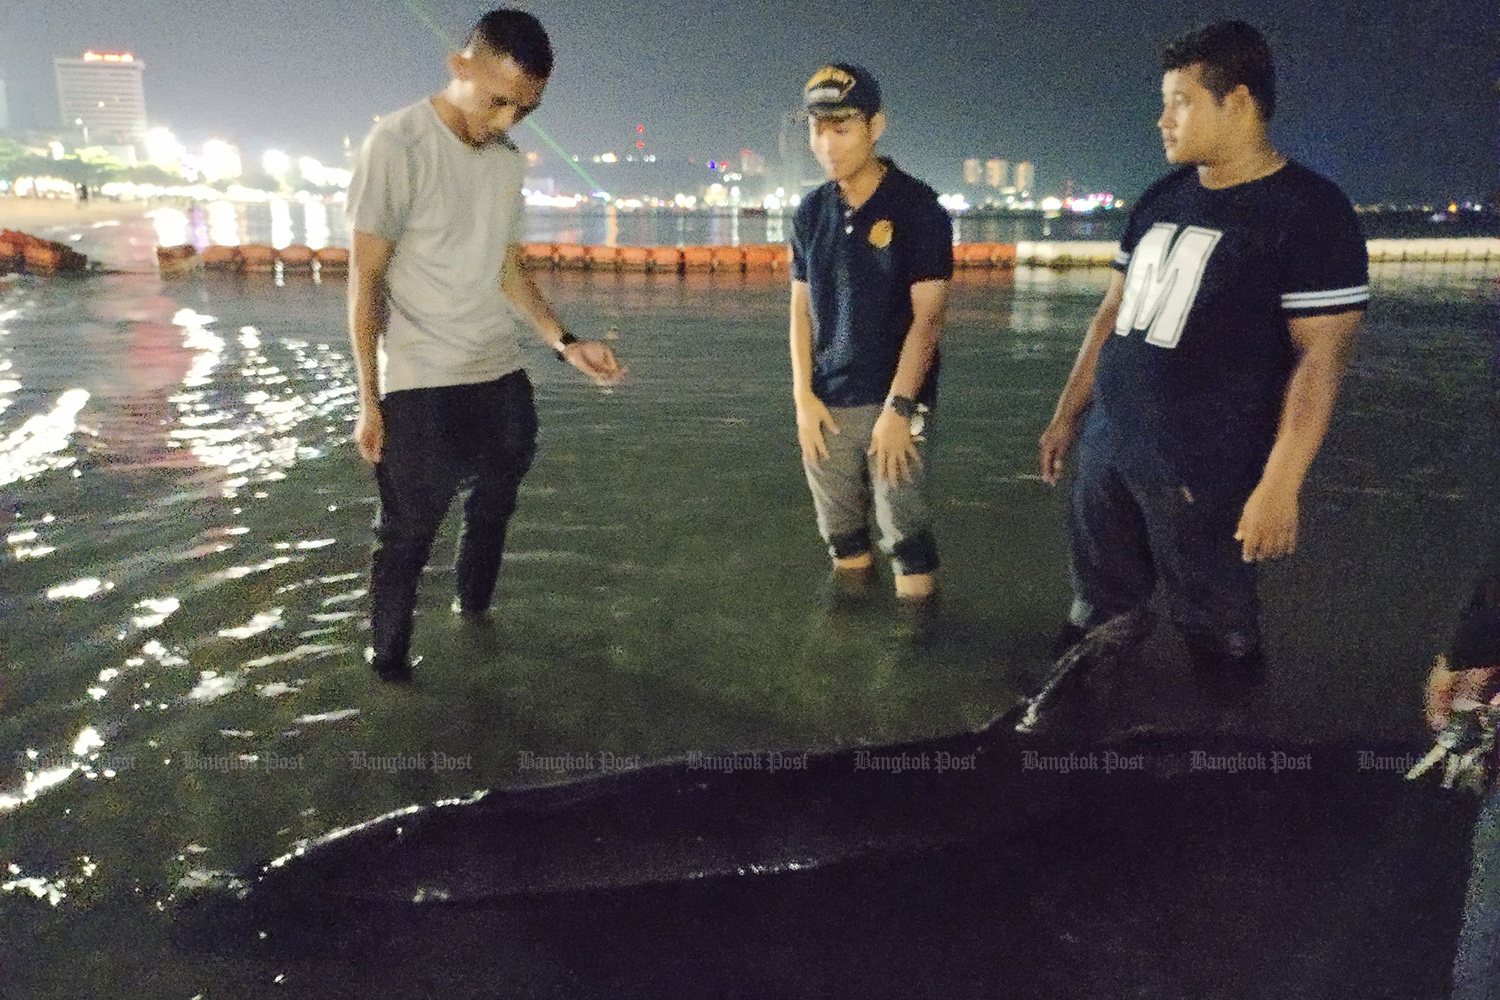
[868, 219, 894, 249]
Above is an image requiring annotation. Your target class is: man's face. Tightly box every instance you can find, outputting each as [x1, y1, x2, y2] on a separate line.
[808, 112, 881, 182]
[453, 50, 546, 144]
[1157, 63, 1230, 164]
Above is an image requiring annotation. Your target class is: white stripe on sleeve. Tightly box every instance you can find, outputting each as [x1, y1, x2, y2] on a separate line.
[1281, 284, 1370, 308]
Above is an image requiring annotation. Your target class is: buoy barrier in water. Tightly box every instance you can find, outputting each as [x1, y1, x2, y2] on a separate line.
[139, 237, 1500, 279]
[1, 230, 90, 274]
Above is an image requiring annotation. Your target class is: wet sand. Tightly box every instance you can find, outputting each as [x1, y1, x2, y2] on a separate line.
[0, 195, 152, 231]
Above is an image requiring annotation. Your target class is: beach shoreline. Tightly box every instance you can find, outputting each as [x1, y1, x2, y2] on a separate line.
[0, 195, 153, 232]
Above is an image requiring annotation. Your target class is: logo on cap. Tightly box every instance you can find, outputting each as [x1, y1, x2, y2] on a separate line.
[803, 63, 881, 118]
[804, 66, 857, 106]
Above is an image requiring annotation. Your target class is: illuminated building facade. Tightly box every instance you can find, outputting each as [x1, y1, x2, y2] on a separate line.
[53, 51, 148, 146]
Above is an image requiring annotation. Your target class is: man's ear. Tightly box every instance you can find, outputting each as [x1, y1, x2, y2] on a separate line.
[1225, 83, 1257, 120]
[869, 111, 888, 143]
[448, 50, 471, 81]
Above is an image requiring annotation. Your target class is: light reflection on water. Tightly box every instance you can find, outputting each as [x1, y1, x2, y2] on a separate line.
[0, 211, 1494, 997]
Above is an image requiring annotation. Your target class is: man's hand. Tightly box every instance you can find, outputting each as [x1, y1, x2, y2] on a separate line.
[796, 393, 840, 468]
[1235, 478, 1299, 562]
[354, 402, 384, 465]
[1039, 412, 1082, 486]
[1425, 657, 1500, 732]
[868, 406, 921, 486]
[563, 340, 628, 385]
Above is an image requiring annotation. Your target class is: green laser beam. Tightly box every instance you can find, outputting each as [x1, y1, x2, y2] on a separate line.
[393, 0, 604, 193]
[522, 123, 602, 192]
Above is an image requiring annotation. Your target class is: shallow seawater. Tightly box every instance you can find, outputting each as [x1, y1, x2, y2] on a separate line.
[0, 214, 1496, 997]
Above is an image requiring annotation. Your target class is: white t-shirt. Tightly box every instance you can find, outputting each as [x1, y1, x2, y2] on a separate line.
[346, 99, 527, 395]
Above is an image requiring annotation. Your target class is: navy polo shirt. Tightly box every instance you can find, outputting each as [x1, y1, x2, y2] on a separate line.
[790, 161, 953, 408]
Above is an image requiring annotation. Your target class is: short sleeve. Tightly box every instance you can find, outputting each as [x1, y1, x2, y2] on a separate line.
[346, 128, 414, 242]
[510, 189, 526, 247]
[1277, 187, 1369, 315]
[1112, 198, 1155, 273]
[902, 195, 953, 284]
[790, 207, 809, 282]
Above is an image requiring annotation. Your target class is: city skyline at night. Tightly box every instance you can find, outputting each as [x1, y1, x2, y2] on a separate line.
[1, 0, 1495, 204]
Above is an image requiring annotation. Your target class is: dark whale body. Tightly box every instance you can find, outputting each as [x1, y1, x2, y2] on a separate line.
[168, 621, 1479, 946]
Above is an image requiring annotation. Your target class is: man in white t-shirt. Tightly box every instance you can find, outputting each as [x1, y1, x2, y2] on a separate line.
[347, 8, 624, 683]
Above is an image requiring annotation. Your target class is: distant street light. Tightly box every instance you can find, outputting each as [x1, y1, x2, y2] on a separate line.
[262, 150, 292, 178]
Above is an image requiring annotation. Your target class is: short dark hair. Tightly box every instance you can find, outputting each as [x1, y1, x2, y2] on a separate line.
[1161, 20, 1275, 122]
[467, 9, 553, 79]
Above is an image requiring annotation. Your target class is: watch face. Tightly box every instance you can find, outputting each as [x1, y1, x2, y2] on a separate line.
[910, 412, 926, 438]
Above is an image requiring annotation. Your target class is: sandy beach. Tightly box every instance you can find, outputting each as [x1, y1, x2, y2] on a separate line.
[0, 194, 153, 232]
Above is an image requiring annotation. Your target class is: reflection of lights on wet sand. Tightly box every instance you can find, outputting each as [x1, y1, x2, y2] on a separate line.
[270, 199, 294, 250]
[293, 708, 360, 725]
[218, 608, 284, 639]
[206, 555, 297, 582]
[131, 596, 181, 628]
[0, 725, 112, 817]
[242, 643, 344, 667]
[148, 208, 191, 247]
[46, 577, 113, 601]
[188, 671, 244, 702]
[305, 201, 330, 249]
[0, 388, 91, 487]
[6, 528, 56, 560]
[1, 856, 98, 907]
[206, 200, 241, 247]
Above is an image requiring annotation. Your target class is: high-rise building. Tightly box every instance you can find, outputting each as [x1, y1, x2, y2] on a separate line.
[1015, 161, 1035, 197]
[740, 148, 766, 176]
[53, 51, 148, 147]
[963, 158, 982, 185]
[0, 63, 9, 133]
[985, 157, 1009, 190]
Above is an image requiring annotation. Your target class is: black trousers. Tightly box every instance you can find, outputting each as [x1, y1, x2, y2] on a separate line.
[370, 371, 538, 664]
[1066, 408, 1261, 651]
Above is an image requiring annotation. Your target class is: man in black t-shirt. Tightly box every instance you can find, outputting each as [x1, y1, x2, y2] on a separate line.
[789, 64, 954, 602]
[1038, 21, 1368, 683]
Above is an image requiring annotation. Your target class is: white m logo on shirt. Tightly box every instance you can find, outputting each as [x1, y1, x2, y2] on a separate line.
[1114, 223, 1222, 349]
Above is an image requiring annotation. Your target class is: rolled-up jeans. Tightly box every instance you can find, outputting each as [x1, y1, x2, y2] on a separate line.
[802, 403, 938, 577]
[1452, 781, 1500, 998]
[369, 370, 538, 665]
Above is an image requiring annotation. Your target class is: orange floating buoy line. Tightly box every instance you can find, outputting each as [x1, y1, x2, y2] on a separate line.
[520, 243, 1021, 272]
[521, 244, 796, 274]
[154, 244, 351, 278]
[155, 238, 1500, 280]
[1, 230, 90, 275]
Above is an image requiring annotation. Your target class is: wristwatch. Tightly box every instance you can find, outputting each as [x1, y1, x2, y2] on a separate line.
[886, 394, 918, 420]
[553, 331, 579, 361]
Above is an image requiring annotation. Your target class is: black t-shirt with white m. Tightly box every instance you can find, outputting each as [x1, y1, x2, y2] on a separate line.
[1095, 161, 1369, 495]
[791, 162, 953, 408]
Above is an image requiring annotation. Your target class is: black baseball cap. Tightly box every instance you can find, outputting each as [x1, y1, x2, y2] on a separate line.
[803, 63, 881, 119]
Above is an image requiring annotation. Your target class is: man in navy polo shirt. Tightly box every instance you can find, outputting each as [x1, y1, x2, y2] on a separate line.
[788, 64, 954, 603]
[1037, 21, 1368, 685]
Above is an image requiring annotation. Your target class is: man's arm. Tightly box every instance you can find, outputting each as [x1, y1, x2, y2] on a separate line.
[791, 279, 840, 467]
[868, 278, 949, 485]
[500, 243, 625, 384]
[1038, 270, 1127, 484]
[1234, 309, 1362, 562]
[349, 229, 396, 464]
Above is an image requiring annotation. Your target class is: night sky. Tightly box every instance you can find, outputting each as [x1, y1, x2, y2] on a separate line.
[2, 0, 1495, 202]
